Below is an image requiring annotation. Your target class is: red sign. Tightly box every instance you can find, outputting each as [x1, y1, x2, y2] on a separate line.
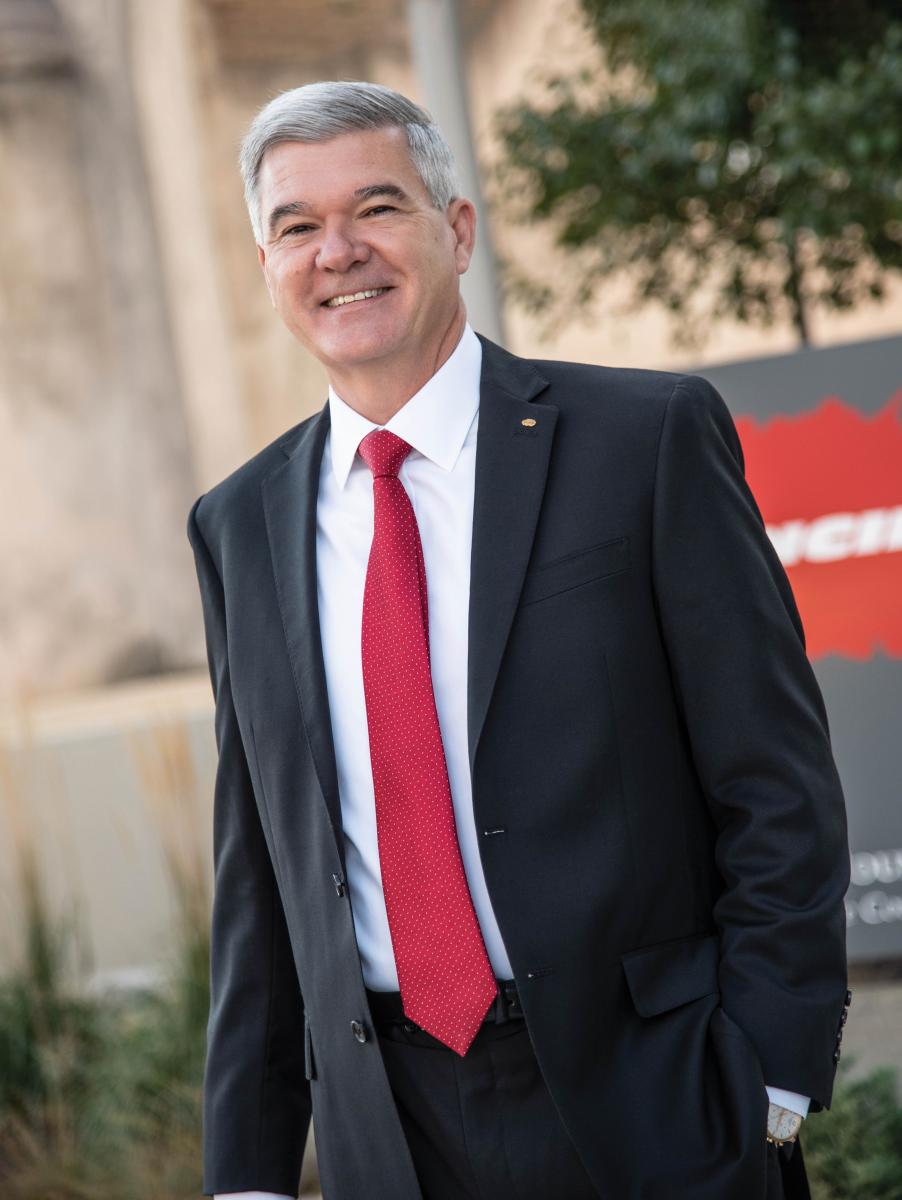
[735, 393, 902, 661]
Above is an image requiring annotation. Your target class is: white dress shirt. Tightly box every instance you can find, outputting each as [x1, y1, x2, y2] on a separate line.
[315, 322, 512, 988]
[215, 323, 805, 1200]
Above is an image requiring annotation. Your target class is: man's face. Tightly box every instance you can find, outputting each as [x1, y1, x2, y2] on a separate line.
[255, 127, 475, 375]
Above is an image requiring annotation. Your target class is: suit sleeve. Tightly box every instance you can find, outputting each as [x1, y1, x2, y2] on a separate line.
[650, 375, 850, 1111]
[188, 494, 311, 1196]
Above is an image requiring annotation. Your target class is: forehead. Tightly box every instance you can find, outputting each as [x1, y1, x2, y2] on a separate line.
[257, 126, 429, 210]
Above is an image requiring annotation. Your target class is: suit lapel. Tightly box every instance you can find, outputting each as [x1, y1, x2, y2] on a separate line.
[468, 336, 557, 775]
[261, 336, 557, 862]
[261, 405, 346, 865]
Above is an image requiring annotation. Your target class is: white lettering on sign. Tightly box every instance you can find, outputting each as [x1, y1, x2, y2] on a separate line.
[766, 505, 902, 566]
[846, 891, 902, 926]
[850, 848, 902, 887]
[845, 849, 902, 927]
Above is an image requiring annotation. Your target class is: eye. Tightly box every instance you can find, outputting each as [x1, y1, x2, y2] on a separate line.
[363, 205, 396, 216]
[282, 224, 315, 237]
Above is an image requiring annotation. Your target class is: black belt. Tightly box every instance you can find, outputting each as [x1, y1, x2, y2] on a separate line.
[366, 979, 523, 1033]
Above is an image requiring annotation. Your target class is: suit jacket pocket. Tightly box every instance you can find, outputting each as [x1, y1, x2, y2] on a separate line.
[614, 932, 768, 1196]
[518, 536, 630, 607]
[621, 931, 720, 1017]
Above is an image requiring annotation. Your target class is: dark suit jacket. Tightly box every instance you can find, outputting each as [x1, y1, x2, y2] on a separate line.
[187, 334, 850, 1200]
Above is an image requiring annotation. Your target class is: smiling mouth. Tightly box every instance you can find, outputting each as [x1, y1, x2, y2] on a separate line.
[323, 287, 392, 308]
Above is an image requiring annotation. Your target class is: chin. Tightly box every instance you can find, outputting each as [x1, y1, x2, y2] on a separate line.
[317, 330, 406, 369]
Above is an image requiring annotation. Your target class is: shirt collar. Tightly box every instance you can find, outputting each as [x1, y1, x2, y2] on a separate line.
[326, 323, 482, 490]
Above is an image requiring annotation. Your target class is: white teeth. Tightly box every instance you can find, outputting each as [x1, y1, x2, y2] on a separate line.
[325, 288, 389, 307]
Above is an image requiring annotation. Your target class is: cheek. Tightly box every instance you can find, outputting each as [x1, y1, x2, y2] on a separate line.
[409, 242, 455, 293]
[270, 252, 311, 296]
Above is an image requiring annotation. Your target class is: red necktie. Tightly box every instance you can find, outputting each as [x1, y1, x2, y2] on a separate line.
[358, 427, 498, 1055]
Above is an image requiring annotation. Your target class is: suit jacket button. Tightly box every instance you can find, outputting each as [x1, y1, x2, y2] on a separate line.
[845, 988, 853, 1007]
[833, 1048, 841, 1064]
[350, 1019, 368, 1044]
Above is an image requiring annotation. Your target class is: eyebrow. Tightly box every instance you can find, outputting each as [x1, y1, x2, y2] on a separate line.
[267, 183, 411, 238]
[354, 183, 409, 204]
[267, 200, 311, 236]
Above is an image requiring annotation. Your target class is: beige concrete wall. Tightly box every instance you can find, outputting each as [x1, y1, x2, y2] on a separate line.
[129, 0, 250, 495]
[1, 0, 201, 704]
[0, 673, 215, 978]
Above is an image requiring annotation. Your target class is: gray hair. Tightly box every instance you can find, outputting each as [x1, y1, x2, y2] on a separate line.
[239, 80, 461, 244]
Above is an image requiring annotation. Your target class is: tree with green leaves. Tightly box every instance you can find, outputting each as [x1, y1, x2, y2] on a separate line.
[494, 0, 902, 346]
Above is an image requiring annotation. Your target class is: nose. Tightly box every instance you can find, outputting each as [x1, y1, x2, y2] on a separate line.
[315, 220, 369, 273]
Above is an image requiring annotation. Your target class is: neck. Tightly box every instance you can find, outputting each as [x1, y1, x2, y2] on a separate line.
[326, 304, 467, 426]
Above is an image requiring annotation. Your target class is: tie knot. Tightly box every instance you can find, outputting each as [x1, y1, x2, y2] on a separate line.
[358, 428, 413, 479]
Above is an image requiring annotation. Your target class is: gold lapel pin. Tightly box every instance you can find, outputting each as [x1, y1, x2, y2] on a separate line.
[521, 418, 537, 427]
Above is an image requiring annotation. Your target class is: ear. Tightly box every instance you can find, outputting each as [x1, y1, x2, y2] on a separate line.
[448, 198, 477, 275]
[257, 243, 276, 307]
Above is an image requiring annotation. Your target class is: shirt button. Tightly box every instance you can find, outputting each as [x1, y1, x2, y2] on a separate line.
[350, 1019, 368, 1044]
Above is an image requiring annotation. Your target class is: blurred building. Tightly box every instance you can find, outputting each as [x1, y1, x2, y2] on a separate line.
[3, 0, 901, 701]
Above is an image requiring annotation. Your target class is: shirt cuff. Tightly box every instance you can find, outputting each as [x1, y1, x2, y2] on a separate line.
[213, 1193, 297, 1199]
[765, 1085, 811, 1118]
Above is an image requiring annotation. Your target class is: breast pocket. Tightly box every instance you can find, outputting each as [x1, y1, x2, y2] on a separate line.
[518, 535, 630, 607]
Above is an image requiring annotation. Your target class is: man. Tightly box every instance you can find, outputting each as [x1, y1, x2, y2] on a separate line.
[186, 81, 850, 1200]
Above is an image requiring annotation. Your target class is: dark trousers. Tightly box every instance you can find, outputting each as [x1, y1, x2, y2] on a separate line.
[368, 994, 599, 1200]
[367, 989, 809, 1200]
[769, 1139, 811, 1200]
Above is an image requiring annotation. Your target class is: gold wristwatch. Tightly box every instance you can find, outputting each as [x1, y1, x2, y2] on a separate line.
[766, 1102, 803, 1146]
